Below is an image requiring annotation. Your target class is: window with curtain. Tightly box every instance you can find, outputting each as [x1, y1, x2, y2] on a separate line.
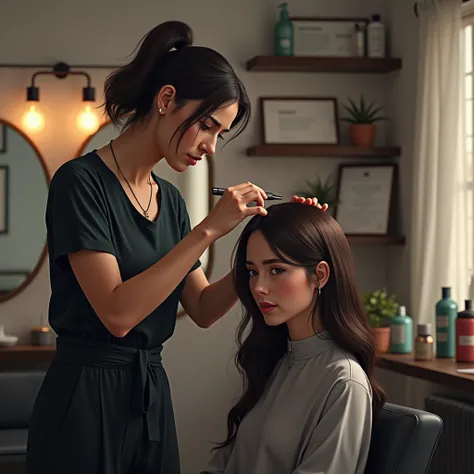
[463, 7, 474, 292]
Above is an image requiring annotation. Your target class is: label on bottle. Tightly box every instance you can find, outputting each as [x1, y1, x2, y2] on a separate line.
[415, 341, 433, 360]
[437, 332, 448, 342]
[436, 316, 449, 328]
[280, 39, 291, 48]
[459, 335, 474, 346]
[391, 325, 405, 344]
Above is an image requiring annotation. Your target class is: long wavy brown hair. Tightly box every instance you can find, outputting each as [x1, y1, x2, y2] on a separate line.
[215, 202, 386, 450]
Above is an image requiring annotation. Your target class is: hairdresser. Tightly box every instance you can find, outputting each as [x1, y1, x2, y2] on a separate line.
[26, 20, 326, 474]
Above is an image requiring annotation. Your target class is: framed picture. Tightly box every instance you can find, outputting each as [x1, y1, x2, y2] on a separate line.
[0, 166, 8, 233]
[0, 124, 5, 153]
[260, 97, 339, 145]
[290, 17, 369, 57]
[334, 164, 397, 235]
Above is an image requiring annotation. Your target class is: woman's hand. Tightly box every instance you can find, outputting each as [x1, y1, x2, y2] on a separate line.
[199, 182, 268, 240]
[290, 195, 329, 211]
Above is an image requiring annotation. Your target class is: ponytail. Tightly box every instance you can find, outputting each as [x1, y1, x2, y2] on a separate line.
[104, 21, 193, 128]
[103, 21, 251, 142]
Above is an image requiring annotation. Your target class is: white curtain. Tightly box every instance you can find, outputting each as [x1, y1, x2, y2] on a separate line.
[410, 0, 469, 329]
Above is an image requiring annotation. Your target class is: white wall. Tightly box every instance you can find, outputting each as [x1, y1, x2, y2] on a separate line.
[0, 0, 400, 472]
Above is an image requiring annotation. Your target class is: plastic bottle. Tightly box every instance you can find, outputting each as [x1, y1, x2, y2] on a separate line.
[435, 287, 458, 358]
[456, 299, 474, 362]
[367, 14, 386, 58]
[274, 2, 294, 56]
[390, 305, 413, 353]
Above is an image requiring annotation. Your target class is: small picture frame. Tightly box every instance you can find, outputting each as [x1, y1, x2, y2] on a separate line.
[0, 166, 8, 233]
[260, 97, 339, 145]
[334, 164, 397, 235]
[290, 17, 369, 57]
[0, 124, 5, 153]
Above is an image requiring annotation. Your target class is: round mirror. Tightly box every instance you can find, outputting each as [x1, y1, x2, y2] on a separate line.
[0, 119, 50, 302]
[76, 121, 215, 317]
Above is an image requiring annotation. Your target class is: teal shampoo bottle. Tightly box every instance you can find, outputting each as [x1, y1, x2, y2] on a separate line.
[274, 2, 294, 56]
[390, 305, 413, 353]
[435, 286, 458, 357]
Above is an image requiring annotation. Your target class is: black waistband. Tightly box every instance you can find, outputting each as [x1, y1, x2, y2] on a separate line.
[55, 336, 164, 442]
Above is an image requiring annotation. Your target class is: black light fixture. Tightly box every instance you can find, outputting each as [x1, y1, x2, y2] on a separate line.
[23, 61, 99, 133]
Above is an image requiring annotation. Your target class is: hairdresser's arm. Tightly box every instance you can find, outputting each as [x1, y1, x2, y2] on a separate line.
[69, 182, 266, 338]
[180, 268, 237, 328]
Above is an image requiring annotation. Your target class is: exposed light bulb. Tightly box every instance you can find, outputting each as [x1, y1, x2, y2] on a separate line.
[76, 104, 99, 133]
[22, 104, 45, 132]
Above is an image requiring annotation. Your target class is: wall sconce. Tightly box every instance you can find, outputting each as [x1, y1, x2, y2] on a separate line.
[22, 61, 100, 134]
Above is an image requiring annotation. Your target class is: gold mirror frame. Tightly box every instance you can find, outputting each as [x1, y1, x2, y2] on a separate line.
[76, 120, 216, 318]
[0, 118, 50, 303]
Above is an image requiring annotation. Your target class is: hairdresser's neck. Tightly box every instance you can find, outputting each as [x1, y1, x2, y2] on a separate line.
[286, 309, 324, 341]
[108, 116, 163, 186]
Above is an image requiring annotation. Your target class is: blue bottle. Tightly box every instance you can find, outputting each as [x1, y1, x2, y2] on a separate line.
[435, 287, 458, 358]
[390, 305, 413, 353]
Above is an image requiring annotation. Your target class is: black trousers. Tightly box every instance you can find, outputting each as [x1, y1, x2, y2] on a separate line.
[25, 337, 180, 474]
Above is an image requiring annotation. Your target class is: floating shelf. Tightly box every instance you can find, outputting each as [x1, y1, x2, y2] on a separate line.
[245, 56, 402, 73]
[346, 235, 406, 246]
[247, 144, 401, 158]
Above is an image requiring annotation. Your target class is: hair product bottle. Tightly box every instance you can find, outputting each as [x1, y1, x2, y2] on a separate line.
[390, 305, 413, 353]
[456, 299, 474, 362]
[435, 287, 458, 357]
[367, 14, 386, 58]
[274, 2, 294, 56]
[415, 323, 434, 361]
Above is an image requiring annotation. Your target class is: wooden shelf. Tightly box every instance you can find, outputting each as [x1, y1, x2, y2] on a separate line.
[0, 344, 56, 363]
[376, 352, 474, 393]
[247, 144, 401, 158]
[246, 56, 402, 73]
[346, 235, 406, 246]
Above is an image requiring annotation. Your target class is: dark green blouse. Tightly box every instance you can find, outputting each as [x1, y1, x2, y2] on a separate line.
[45, 151, 200, 350]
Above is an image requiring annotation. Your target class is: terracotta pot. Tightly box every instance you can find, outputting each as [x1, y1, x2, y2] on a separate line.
[349, 124, 376, 147]
[370, 327, 391, 353]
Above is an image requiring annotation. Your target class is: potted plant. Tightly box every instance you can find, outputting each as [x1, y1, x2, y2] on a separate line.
[340, 95, 385, 147]
[362, 288, 398, 352]
[293, 173, 339, 213]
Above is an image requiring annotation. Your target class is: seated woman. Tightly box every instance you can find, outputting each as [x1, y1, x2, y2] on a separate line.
[200, 202, 386, 474]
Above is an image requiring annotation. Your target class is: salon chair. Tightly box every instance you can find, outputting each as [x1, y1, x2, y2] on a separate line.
[364, 402, 443, 474]
[0, 370, 46, 464]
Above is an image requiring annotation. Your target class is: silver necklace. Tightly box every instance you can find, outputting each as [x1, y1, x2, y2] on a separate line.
[109, 140, 153, 219]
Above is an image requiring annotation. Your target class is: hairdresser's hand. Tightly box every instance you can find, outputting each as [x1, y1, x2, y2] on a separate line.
[290, 195, 329, 211]
[199, 182, 268, 240]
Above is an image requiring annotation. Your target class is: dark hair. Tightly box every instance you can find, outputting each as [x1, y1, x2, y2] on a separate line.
[217, 202, 386, 449]
[103, 21, 250, 146]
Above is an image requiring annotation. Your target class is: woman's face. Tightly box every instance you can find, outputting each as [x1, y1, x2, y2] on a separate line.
[245, 231, 321, 336]
[156, 88, 238, 172]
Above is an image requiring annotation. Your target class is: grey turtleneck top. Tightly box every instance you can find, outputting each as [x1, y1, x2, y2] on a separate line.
[200, 331, 373, 474]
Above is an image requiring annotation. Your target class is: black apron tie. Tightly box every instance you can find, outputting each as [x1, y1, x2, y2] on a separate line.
[56, 336, 164, 442]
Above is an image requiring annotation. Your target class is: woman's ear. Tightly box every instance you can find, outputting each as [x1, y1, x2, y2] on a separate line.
[315, 261, 330, 289]
[156, 85, 176, 113]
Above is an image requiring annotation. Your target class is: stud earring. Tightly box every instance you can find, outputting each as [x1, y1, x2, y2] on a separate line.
[158, 107, 164, 114]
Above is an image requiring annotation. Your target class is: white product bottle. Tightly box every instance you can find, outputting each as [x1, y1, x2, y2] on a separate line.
[354, 23, 365, 57]
[367, 14, 386, 58]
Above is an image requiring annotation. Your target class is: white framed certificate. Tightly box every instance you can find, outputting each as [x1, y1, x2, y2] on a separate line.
[260, 97, 339, 145]
[334, 164, 396, 235]
[290, 17, 369, 57]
